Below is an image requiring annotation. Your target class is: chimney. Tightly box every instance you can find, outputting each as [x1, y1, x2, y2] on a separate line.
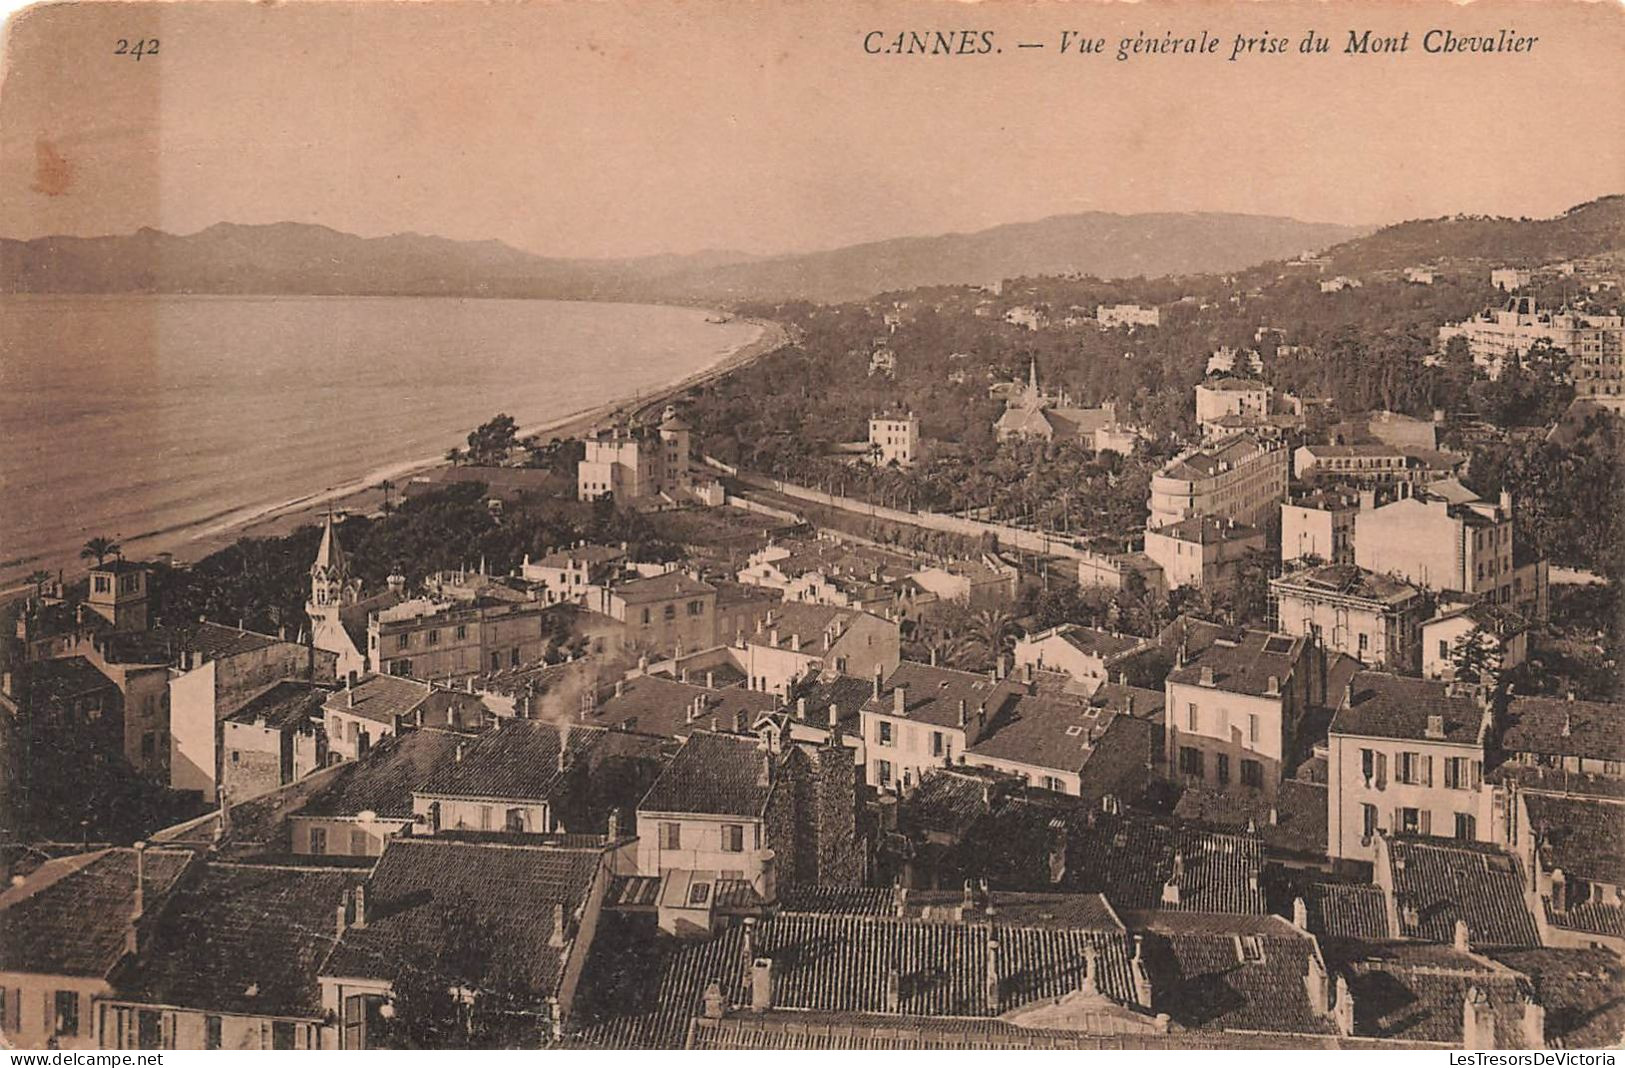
[929, 646, 939, 667]
[749, 957, 773, 1012]
[1345, 675, 1356, 708]
[884, 967, 901, 1013]
[702, 981, 726, 1020]
[893, 684, 908, 715]
[455, 742, 466, 764]
[827, 703, 839, 730]
[1522, 998, 1546, 1048]
[1426, 714, 1446, 740]
[1130, 936, 1154, 1008]
[706, 670, 715, 688]
[607, 809, 620, 841]
[1333, 976, 1354, 1036]
[1080, 944, 1100, 997]
[1266, 674, 1280, 696]
[1453, 919, 1470, 953]
[1199, 666, 1215, 687]
[614, 678, 624, 698]
[1023, 662, 1034, 685]
[1463, 987, 1497, 1050]
[892, 880, 908, 918]
[957, 699, 968, 729]
[790, 633, 801, 652]
[336, 899, 349, 941]
[1304, 950, 1328, 1014]
[985, 936, 1001, 1012]
[549, 902, 566, 948]
[354, 884, 368, 929]
[796, 697, 807, 720]
[769, 628, 780, 648]
[740, 917, 757, 996]
[1292, 896, 1308, 930]
[873, 664, 884, 700]
[130, 841, 147, 923]
[558, 726, 571, 772]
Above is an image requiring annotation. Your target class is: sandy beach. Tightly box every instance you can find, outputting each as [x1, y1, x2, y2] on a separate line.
[136, 315, 788, 568]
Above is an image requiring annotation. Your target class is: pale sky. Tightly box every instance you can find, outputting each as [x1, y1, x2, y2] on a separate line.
[1, 0, 1622, 259]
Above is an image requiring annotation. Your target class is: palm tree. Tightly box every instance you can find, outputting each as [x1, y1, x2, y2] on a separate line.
[971, 608, 1016, 667]
[26, 569, 52, 599]
[80, 536, 120, 566]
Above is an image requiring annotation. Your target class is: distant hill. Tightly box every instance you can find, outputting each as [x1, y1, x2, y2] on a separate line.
[1319, 195, 1625, 274]
[0, 212, 1367, 305]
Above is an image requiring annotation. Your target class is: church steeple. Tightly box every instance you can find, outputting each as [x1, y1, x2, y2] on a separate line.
[1028, 355, 1040, 393]
[308, 511, 358, 614]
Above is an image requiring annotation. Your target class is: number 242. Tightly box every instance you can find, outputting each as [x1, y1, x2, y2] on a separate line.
[115, 38, 159, 60]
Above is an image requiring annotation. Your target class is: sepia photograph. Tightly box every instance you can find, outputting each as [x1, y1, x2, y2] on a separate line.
[0, 0, 1623, 1054]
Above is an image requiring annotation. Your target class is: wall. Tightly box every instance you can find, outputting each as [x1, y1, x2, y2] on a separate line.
[221, 720, 287, 801]
[417, 796, 552, 835]
[862, 710, 967, 790]
[1274, 590, 1419, 671]
[1327, 733, 1488, 861]
[101, 1003, 327, 1050]
[289, 816, 405, 858]
[1166, 679, 1300, 801]
[0, 974, 107, 1050]
[169, 660, 218, 794]
[1282, 505, 1353, 566]
[635, 812, 768, 887]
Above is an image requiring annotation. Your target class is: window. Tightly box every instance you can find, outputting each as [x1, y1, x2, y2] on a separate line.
[1439, 639, 1450, 660]
[688, 600, 705, 616]
[1398, 751, 1423, 785]
[1216, 753, 1231, 786]
[878, 721, 894, 747]
[660, 822, 681, 850]
[205, 1016, 222, 1050]
[1236, 935, 1266, 964]
[350, 829, 369, 855]
[1399, 807, 1422, 835]
[688, 881, 712, 906]
[1248, 714, 1259, 744]
[142, 732, 156, 759]
[721, 824, 745, 853]
[1362, 803, 1379, 839]
[94, 575, 111, 594]
[137, 1010, 162, 1050]
[54, 990, 79, 1036]
[1455, 813, 1477, 840]
[1187, 703, 1198, 731]
[309, 827, 327, 855]
[272, 1021, 296, 1050]
[1358, 632, 1369, 654]
[1041, 775, 1065, 792]
[1179, 746, 1204, 779]
[877, 759, 893, 787]
[396, 633, 409, 650]
[510, 647, 521, 667]
[930, 731, 944, 757]
[479, 805, 493, 831]
[230, 750, 240, 766]
[1445, 757, 1471, 790]
[641, 608, 652, 625]
[456, 624, 468, 641]
[1241, 759, 1263, 789]
[664, 604, 676, 621]
[428, 629, 440, 646]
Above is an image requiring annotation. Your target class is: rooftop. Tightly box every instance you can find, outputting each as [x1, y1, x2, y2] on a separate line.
[111, 863, 362, 1019]
[322, 674, 436, 726]
[1159, 433, 1274, 481]
[1273, 564, 1421, 606]
[862, 660, 1022, 732]
[322, 839, 603, 1006]
[225, 680, 329, 730]
[1302, 883, 1392, 941]
[1167, 630, 1304, 699]
[0, 847, 194, 977]
[591, 674, 777, 739]
[1387, 837, 1541, 948]
[1328, 940, 1530, 1047]
[610, 571, 716, 605]
[416, 719, 603, 803]
[1038, 624, 1151, 662]
[639, 731, 773, 818]
[1151, 514, 1264, 546]
[298, 728, 468, 821]
[1501, 695, 1625, 764]
[1330, 672, 1484, 745]
[1523, 793, 1625, 887]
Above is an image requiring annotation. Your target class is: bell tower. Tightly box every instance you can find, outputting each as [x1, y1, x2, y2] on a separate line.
[307, 512, 360, 627]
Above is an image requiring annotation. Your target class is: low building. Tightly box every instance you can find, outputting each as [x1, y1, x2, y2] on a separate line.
[1326, 673, 1492, 862]
[319, 839, 613, 1046]
[369, 596, 559, 680]
[1499, 695, 1625, 782]
[1354, 489, 1517, 604]
[590, 570, 718, 661]
[1144, 515, 1266, 591]
[1013, 624, 1155, 695]
[1374, 835, 1541, 949]
[906, 558, 1018, 608]
[220, 681, 329, 802]
[1194, 377, 1269, 429]
[964, 687, 1159, 802]
[860, 661, 1022, 792]
[1270, 564, 1426, 670]
[1098, 303, 1160, 328]
[1077, 549, 1167, 597]
[1165, 630, 1318, 801]
[288, 727, 470, 858]
[0, 846, 196, 1050]
[1491, 267, 1531, 292]
[739, 603, 900, 698]
[101, 862, 362, 1050]
[1293, 443, 1465, 485]
[577, 404, 694, 503]
[520, 544, 629, 606]
[1421, 602, 1529, 681]
[322, 674, 440, 763]
[1148, 433, 1289, 530]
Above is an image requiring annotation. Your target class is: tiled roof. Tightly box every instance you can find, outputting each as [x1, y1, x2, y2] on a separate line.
[1167, 630, 1304, 698]
[226, 680, 328, 729]
[611, 571, 716, 605]
[535, 544, 627, 569]
[1160, 433, 1273, 481]
[968, 693, 1118, 775]
[1274, 564, 1420, 605]
[779, 885, 895, 916]
[17, 656, 116, 705]
[1388, 837, 1541, 948]
[902, 767, 1005, 835]
[111, 863, 361, 1018]
[104, 621, 282, 666]
[863, 661, 1022, 732]
[1303, 883, 1392, 940]
[1205, 377, 1268, 392]
[0, 848, 194, 977]
[1172, 779, 1328, 858]
[298, 728, 467, 820]
[1067, 810, 1266, 914]
[639, 731, 772, 818]
[786, 670, 874, 729]
[1487, 947, 1625, 1050]
[321, 839, 602, 1004]
[1329, 941, 1530, 1047]
[1330, 672, 1484, 744]
[1523, 793, 1625, 886]
[1502, 696, 1625, 764]
[1051, 625, 1149, 661]
[1089, 682, 1166, 723]
[323, 674, 434, 726]
[591, 675, 776, 739]
[417, 719, 603, 802]
[1135, 913, 1338, 1035]
[571, 909, 1137, 1049]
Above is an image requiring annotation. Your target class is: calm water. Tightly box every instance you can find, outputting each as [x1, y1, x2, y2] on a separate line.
[0, 295, 761, 585]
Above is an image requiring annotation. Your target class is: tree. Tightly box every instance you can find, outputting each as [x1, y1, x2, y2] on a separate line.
[25, 570, 52, 598]
[445, 447, 464, 466]
[1449, 625, 1499, 687]
[466, 414, 520, 467]
[971, 608, 1016, 666]
[80, 536, 120, 566]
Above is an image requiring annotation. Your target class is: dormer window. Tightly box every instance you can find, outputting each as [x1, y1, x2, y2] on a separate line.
[1235, 935, 1266, 964]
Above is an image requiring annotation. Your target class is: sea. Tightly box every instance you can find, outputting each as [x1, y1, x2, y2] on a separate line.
[0, 294, 763, 589]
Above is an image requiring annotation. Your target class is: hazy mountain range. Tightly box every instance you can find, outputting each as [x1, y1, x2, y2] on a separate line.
[2, 198, 1619, 305]
[2, 212, 1365, 305]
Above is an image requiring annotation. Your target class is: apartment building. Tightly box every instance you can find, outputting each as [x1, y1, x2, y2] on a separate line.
[1148, 433, 1288, 530]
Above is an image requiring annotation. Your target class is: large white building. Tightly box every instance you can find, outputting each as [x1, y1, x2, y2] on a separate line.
[1148, 433, 1289, 530]
[577, 405, 695, 502]
[868, 411, 920, 467]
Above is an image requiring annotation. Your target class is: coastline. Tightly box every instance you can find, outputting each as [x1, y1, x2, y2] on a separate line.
[102, 314, 786, 578]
